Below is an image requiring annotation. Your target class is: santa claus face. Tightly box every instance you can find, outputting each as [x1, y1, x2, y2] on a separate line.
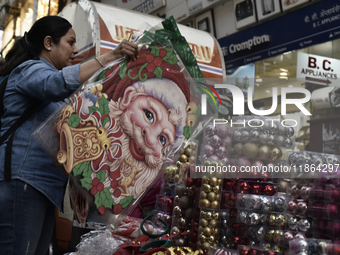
[125, 95, 176, 161]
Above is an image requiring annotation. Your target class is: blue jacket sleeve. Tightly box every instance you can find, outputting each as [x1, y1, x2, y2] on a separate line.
[9, 59, 81, 102]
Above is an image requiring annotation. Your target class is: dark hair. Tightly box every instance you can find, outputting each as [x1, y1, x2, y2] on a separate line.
[0, 16, 72, 76]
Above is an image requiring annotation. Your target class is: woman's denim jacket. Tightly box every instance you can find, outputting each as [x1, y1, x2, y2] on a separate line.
[0, 58, 81, 211]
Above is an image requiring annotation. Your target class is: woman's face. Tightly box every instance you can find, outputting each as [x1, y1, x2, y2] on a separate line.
[50, 28, 78, 70]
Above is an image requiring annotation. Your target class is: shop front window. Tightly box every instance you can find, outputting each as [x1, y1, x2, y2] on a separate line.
[38, 0, 59, 19]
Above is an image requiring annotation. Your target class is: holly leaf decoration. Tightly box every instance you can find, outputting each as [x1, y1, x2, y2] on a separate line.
[88, 105, 99, 114]
[163, 53, 178, 65]
[98, 97, 109, 116]
[119, 196, 134, 208]
[67, 114, 80, 128]
[153, 67, 163, 79]
[183, 125, 191, 139]
[97, 68, 109, 81]
[119, 60, 127, 80]
[94, 187, 115, 209]
[72, 161, 89, 177]
[96, 170, 106, 183]
[80, 175, 93, 191]
[150, 46, 160, 57]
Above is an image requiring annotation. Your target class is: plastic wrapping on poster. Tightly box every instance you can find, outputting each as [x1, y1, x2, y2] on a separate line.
[33, 16, 216, 227]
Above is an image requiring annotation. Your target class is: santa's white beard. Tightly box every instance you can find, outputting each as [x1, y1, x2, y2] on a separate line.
[107, 110, 164, 203]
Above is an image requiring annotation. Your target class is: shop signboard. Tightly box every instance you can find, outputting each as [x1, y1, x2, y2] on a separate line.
[218, 0, 340, 69]
[116, 0, 165, 14]
[296, 52, 340, 87]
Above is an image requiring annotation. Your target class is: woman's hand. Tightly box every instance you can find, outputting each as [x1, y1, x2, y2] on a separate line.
[112, 39, 138, 61]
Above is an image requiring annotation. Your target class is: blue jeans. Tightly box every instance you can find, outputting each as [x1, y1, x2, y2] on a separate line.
[0, 179, 55, 255]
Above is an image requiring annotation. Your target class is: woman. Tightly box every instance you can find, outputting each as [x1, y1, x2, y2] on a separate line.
[0, 16, 138, 254]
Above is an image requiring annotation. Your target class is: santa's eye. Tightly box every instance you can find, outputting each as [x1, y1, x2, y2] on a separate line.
[144, 110, 154, 124]
[159, 135, 166, 146]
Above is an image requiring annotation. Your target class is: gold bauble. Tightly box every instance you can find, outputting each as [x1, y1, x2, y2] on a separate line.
[213, 185, 220, 193]
[209, 219, 218, 228]
[212, 212, 220, 220]
[215, 193, 221, 201]
[265, 229, 275, 243]
[211, 201, 219, 209]
[233, 143, 243, 156]
[208, 235, 215, 243]
[217, 178, 223, 185]
[202, 242, 210, 250]
[200, 211, 206, 218]
[200, 191, 207, 199]
[205, 211, 213, 220]
[212, 228, 220, 236]
[203, 227, 212, 236]
[203, 184, 211, 193]
[243, 142, 259, 158]
[199, 199, 210, 208]
[199, 234, 207, 243]
[174, 174, 179, 182]
[184, 147, 191, 157]
[202, 176, 210, 184]
[190, 156, 196, 163]
[270, 146, 282, 160]
[178, 154, 188, 163]
[206, 192, 217, 202]
[257, 145, 271, 160]
[209, 177, 218, 186]
[267, 214, 276, 226]
[200, 218, 208, 227]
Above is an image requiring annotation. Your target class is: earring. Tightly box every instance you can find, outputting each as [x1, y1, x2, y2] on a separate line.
[47, 47, 51, 51]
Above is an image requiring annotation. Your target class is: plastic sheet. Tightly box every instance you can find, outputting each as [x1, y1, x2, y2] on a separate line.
[33, 16, 216, 228]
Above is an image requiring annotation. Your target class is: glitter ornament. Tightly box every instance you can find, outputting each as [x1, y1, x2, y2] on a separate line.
[270, 147, 282, 160]
[268, 134, 275, 145]
[267, 214, 276, 226]
[274, 197, 285, 212]
[262, 196, 273, 211]
[240, 129, 250, 141]
[221, 135, 232, 148]
[265, 229, 274, 242]
[286, 127, 295, 137]
[290, 185, 300, 199]
[284, 137, 293, 148]
[283, 231, 294, 245]
[239, 211, 248, 224]
[274, 135, 285, 147]
[275, 214, 285, 227]
[210, 135, 222, 148]
[298, 219, 310, 232]
[251, 183, 262, 195]
[205, 125, 215, 137]
[250, 130, 260, 142]
[297, 239, 308, 251]
[248, 212, 261, 225]
[216, 146, 229, 158]
[288, 217, 298, 230]
[296, 201, 308, 215]
[248, 195, 262, 210]
[300, 186, 310, 201]
[233, 130, 242, 141]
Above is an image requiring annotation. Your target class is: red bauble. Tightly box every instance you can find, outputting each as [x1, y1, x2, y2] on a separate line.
[231, 222, 240, 235]
[186, 177, 194, 187]
[332, 187, 340, 202]
[194, 178, 202, 187]
[327, 244, 340, 255]
[224, 179, 232, 190]
[229, 208, 238, 221]
[232, 180, 239, 193]
[251, 183, 262, 195]
[264, 184, 276, 196]
[239, 181, 250, 194]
